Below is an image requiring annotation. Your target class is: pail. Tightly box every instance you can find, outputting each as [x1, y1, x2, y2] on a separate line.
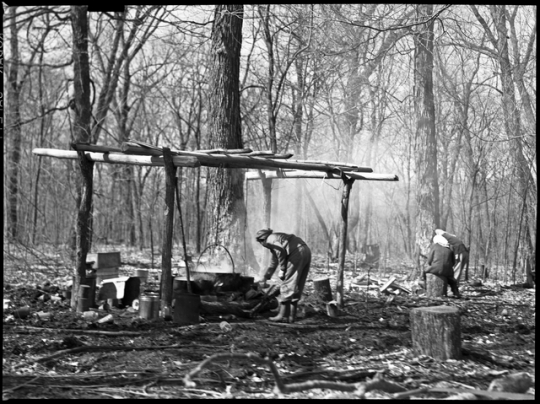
[173, 292, 200, 325]
[139, 294, 160, 319]
[77, 298, 90, 312]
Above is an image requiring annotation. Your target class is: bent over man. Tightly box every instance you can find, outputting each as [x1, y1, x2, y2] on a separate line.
[435, 229, 469, 285]
[255, 228, 311, 323]
[425, 234, 461, 298]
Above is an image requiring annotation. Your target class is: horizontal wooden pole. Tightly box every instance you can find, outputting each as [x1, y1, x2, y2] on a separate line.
[121, 143, 373, 174]
[245, 170, 399, 181]
[71, 144, 122, 153]
[32, 148, 200, 168]
[192, 147, 253, 154]
[293, 159, 366, 170]
[125, 140, 293, 159]
[243, 151, 294, 159]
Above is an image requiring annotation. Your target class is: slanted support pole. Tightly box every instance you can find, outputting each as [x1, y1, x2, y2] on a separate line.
[161, 148, 176, 312]
[336, 177, 355, 308]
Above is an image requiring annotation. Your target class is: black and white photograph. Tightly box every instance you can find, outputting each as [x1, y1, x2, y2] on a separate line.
[3, 4, 535, 399]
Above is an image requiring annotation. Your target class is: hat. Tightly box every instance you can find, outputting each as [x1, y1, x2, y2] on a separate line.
[255, 228, 273, 242]
[433, 234, 449, 248]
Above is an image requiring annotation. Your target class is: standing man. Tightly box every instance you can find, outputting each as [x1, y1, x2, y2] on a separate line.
[435, 229, 469, 285]
[255, 229, 311, 323]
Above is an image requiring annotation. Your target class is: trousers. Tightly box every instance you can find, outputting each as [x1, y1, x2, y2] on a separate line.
[278, 245, 311, 304]
[453, 250, 469, 285]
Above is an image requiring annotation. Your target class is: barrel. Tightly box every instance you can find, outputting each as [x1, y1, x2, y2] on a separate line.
[173, 292, 200, 325]
[173, 277, 196, 294]
[139, 294, 160, 319]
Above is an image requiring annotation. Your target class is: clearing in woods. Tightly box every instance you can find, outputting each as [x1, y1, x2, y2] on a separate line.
[2, 246, 535, 399]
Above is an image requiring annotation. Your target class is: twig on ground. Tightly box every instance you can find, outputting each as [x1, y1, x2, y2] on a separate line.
[184, 352, 406, 397]
[9, 326, 142, 337]
[35, 344, 211, 363]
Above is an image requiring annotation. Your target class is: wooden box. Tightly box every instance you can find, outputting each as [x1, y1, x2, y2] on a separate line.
[87, 252, 121, 269]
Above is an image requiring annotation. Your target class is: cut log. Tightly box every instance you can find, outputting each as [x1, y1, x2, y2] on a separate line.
[410, 305, 461, 360]
[426, 273, 447, 298]
[380, 276, 397, 293]
[313, 277, 333, 302]
[391, 281, 411, 294]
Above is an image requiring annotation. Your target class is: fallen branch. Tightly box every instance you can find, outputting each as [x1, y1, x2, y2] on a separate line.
[35, 344, 210, 363]
[283, 368, 379, 383]
[184, 352, 406, 397]
[395, 387, 534, 400]
[8, 326, 142, 337]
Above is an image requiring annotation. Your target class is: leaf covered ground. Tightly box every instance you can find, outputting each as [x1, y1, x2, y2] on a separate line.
[2, 245, 536, 399]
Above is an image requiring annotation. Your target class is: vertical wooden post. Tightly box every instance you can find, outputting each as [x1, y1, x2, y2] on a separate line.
[175, 167, 192, 293]
[336, 177, 355, 308]
[161, 148, 175, 311]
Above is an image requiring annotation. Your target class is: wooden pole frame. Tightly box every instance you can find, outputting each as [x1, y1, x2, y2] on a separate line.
[33, 143, 399, 311]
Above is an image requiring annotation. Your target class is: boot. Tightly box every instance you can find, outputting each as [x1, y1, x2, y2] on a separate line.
[269, 302, 290, 322]
[289, 302, 298, 323]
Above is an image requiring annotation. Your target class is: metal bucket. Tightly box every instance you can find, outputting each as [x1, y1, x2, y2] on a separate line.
[139, 294, 160, 319]
[173, 292, 200, 325]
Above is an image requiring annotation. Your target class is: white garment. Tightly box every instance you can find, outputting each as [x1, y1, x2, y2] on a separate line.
[433, 234, 450, 248]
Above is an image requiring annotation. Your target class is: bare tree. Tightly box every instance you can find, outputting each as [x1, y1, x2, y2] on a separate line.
[470, 5, 536, 280]
[413, 4, 440, 278]
[206, 5, 259, 274]
[70, 5, 94, 309]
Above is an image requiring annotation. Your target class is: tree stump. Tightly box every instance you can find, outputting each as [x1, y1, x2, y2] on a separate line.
[313, 277, 333, 302]
[410, 305, 461, 360]
[426, 273, 447, 297]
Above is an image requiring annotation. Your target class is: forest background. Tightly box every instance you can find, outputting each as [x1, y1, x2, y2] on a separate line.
[3, 5, 536, 284]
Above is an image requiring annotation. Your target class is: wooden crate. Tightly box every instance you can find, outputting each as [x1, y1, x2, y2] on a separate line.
[96, 267, 120, 284]
[87, 252, 121, 269]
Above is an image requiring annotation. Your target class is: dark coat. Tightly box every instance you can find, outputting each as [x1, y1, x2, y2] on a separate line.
[426, 243, 455, 278]
[441, 232, 469, 255]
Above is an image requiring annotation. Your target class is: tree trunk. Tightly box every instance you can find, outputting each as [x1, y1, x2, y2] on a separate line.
[489, 5, 535, 275]
[413, 4, 440, 279]
[70, 6, 94, 310]
[471, 4, 536, 283]
[426, 273, 446, 298]
[410, 306, 462, 360]
[6, 6, 22, 241]
[206, 5, 259, 275]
